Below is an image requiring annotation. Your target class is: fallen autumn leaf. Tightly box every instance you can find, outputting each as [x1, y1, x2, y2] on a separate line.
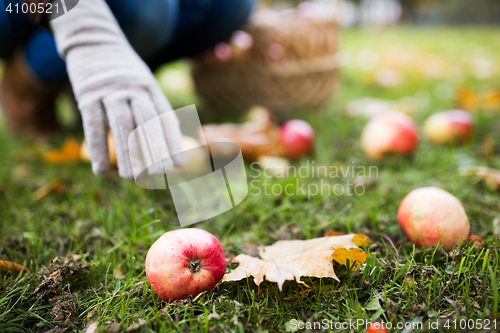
[44, 138, 81, 164]
[0, 260, 29, 275]
[222, 234, 370, 291]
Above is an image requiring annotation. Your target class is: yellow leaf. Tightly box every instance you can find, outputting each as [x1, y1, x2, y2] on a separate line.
[80, 132, 117, 166]
[483, 90, 500, 112]
[222, 234, 368, 291]
[353, 234, 371, 247]
[457, 88, 478, 112]
[44, 138, 81, 164]
[0, 260, 29, 275]
[34, 179, 64, 200]
[457, 88, 500, 113]
[331, 248, 369, 269]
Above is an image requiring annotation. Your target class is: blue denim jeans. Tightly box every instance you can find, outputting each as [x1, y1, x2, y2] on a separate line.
[0, 0, 254, 83]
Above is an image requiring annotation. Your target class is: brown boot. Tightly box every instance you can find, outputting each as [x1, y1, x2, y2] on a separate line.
[0, 51, 60, 137]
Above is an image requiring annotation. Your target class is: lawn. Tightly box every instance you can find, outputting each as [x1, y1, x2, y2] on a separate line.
[1, 27, 500, 332]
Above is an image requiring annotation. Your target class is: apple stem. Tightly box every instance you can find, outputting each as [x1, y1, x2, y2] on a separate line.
[189, 260, 202, 273]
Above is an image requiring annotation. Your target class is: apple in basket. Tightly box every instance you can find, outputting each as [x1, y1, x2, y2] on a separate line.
[145, 228, 226, 302]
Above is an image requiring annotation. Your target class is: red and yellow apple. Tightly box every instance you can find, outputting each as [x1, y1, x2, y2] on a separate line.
[423, 110, 473, 144]
[397, 187, 470, 250]
[145, 228, 226, 302]
[279, 119, 314, 159]
[361, 111, 419, 159]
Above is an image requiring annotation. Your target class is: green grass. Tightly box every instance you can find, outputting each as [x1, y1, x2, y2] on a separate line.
[1, 27, 500, 332]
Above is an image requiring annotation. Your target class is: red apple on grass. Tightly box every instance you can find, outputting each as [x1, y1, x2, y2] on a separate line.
[423, 110, 473, 144]
[361, 111, 419, 159]
[366, 323, 387, 333]
[279, 119, 314, 159]
[469, 234, 484, 247]
[397, 187, 470, 251]
[145, 228, 226, 302]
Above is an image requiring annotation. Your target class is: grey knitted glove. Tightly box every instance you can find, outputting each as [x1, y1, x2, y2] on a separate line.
[49, 0, 184, 180]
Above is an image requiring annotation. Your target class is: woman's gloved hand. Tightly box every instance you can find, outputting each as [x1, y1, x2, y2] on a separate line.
[49, 0, 185, 180]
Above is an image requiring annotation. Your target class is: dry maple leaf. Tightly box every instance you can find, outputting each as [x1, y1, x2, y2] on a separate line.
[222, 234, 370, 291]
[324, 232, 371, 247]
[44, 138, 81, 164]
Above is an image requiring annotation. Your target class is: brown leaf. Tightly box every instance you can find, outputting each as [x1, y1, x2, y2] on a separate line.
[34, 179, 64, 200]
[0, 260, 29, 274]
[299, 289, 312, 297]
[203, 124, 282, 161]
[222, 234, 369, 291]
[44, 138, 81, 164]
[113, 266, 125, 279]
[201, 112, 282, 161]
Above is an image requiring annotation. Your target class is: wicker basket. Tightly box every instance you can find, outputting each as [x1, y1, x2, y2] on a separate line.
[191, 3, 340, 117]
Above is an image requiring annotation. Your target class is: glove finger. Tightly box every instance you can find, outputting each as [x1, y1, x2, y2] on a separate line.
[80, 101, 109, 175]
[150, 89, 186, 168]
[130, 90, 174, 174]
[103, 95, 135, 180]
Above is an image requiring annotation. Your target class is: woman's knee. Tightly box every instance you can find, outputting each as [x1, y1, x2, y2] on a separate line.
[209, 0, 255, 42]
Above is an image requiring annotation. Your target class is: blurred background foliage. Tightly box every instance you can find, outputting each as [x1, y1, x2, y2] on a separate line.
[261, 0, 500, 25]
